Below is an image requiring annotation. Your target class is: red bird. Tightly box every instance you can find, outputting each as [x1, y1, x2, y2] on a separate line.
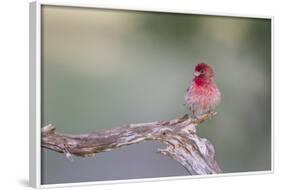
[184, 63, 221, 118]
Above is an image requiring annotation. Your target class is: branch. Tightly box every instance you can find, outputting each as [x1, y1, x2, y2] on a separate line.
[41, 112, 222, 175]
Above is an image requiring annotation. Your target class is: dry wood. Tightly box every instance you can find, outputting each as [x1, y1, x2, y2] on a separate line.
[41, 112, 222, 175]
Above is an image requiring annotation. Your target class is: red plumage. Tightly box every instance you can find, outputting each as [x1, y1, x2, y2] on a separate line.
[184, 63, 221, 117]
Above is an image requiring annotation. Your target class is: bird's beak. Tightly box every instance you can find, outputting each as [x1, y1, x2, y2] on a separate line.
[193, 71, 200, 77]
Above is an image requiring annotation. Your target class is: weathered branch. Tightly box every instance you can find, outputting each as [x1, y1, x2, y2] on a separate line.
[41, 112, 222, 175]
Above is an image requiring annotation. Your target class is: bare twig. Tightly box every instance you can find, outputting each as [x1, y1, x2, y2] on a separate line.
[41, 112, 222, 175]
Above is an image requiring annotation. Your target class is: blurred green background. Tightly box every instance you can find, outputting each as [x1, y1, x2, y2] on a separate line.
[41, 5, 271, 184]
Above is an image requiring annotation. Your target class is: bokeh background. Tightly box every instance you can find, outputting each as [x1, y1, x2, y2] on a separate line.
[41, 5, 271, 185]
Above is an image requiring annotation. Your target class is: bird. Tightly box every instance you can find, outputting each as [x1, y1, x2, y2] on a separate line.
[184, 62, 221, 118]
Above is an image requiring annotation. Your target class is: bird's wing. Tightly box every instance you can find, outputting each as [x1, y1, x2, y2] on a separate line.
[183, 87, 189, 106]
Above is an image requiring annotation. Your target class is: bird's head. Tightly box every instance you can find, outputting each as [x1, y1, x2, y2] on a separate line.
[193, 62, 214, 79]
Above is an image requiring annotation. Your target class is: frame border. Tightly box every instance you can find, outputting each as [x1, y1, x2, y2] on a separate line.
[30, 1, 41, 188]
[29, 0, 274, 189]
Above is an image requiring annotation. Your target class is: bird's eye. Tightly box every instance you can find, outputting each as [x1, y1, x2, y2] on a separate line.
[201, 70, 205, 74]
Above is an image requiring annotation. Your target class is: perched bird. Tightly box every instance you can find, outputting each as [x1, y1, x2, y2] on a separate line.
[184, 63, 221, 118]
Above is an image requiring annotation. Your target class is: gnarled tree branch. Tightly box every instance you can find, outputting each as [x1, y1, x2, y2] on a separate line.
[41, 112, 222, 175]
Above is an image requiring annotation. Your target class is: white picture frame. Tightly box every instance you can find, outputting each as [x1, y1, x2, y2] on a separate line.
[29, 0, 274, 188]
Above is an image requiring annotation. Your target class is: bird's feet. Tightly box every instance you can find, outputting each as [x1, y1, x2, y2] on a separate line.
[207, 110, 217, 119]
[190, 114, 199, 121]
